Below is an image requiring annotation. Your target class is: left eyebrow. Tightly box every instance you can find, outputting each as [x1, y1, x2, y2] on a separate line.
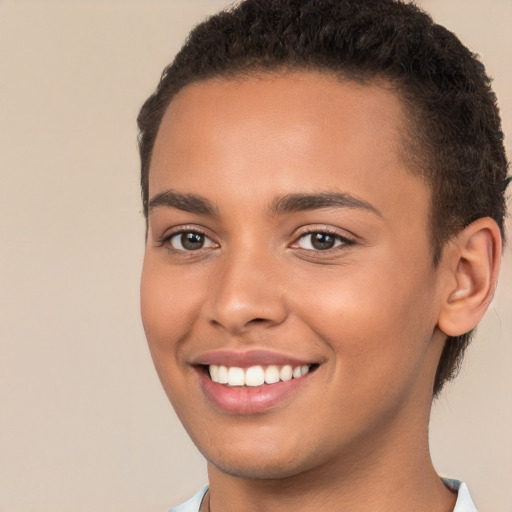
[148, 190, 218, 215]
[269, 192, 382, 217]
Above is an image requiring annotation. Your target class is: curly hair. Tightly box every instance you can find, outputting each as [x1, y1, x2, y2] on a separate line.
[137, 0, 509, 395]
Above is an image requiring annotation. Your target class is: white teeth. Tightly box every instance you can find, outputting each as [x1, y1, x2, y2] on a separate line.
[245, 366, 265, 387]
[265, 365, 280, 384]
[209, 363, 312, 386]
[218, 365, 228, 384]
[279, 365, 293, 382]
[227, 367, 245, 386]
[209, 365, 219, 382]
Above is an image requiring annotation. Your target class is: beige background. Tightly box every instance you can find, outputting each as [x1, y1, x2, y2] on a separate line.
[0, 1, 510, 511]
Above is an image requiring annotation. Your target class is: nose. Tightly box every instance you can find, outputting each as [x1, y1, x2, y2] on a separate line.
[205, 248, 288, 335]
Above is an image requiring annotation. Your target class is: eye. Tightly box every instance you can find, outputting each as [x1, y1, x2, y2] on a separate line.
[294, 231, 350, 251]
[166, 231, 217, 251]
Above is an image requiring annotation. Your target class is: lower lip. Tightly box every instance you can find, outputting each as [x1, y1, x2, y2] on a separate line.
[198, 369, 312, 415]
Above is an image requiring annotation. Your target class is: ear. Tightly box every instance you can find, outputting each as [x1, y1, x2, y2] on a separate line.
[437, 217, 502, 337]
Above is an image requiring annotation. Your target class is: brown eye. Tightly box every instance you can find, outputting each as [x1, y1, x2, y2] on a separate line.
[296, 231, 347, 251]
[310, 233, 336, 250]
[169, 231, 215, 251]
[182, 232, 204, 250]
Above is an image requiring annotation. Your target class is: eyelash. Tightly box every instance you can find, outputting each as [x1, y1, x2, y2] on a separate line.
[157, 227, 355, 254]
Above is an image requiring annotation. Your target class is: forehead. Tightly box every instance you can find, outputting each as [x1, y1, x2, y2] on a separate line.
[150, 72, 429, 224]
[154, 72, 408, 165]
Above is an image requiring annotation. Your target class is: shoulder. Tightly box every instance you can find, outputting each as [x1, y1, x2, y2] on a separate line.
[441, 478, 478, 512]
[169, 486, 208, 512]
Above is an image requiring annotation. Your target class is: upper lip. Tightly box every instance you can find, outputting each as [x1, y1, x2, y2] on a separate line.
[191, 349, 318, 368]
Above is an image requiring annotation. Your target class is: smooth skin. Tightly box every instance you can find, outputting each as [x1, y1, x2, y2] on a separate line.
[141, 72, 500, 512]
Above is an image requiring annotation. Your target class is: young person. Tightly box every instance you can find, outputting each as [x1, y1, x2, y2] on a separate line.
[137, 1, 509, 510]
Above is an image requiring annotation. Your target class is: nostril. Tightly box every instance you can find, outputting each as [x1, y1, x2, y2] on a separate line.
[247, 318, 269, 326]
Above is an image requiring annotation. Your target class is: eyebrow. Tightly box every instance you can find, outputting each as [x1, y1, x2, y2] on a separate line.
[148, 189, 381, 218]
[148, 190, 217, 215]
[269, 192, 382, 217]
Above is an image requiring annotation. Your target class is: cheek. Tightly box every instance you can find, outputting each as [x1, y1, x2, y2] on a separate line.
[140, 255, 206, 414]
[289, 256, 437, 382]
[140, 254, 202, 356]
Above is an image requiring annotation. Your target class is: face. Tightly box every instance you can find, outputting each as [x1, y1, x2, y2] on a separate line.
[141, 72, 447, 481]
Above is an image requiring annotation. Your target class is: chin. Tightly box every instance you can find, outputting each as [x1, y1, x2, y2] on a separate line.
[207, 455, 311, 480]
[199, 435, 329, 481]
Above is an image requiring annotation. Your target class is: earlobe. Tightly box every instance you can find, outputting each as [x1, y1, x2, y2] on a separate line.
[437, 218, 502, 337]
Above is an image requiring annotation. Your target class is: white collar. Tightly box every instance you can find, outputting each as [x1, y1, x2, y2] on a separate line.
[442, 478, 478, 512]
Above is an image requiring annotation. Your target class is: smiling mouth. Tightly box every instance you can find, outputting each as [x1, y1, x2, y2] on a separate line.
[206, 364, 318, 387]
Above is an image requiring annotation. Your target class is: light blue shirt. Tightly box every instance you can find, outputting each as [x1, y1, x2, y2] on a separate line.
[170, 478, 477, 511]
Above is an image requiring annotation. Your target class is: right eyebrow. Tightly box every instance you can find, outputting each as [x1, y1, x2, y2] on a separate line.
[269, 192, 382, 217]
[148, 190, 218, 215]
